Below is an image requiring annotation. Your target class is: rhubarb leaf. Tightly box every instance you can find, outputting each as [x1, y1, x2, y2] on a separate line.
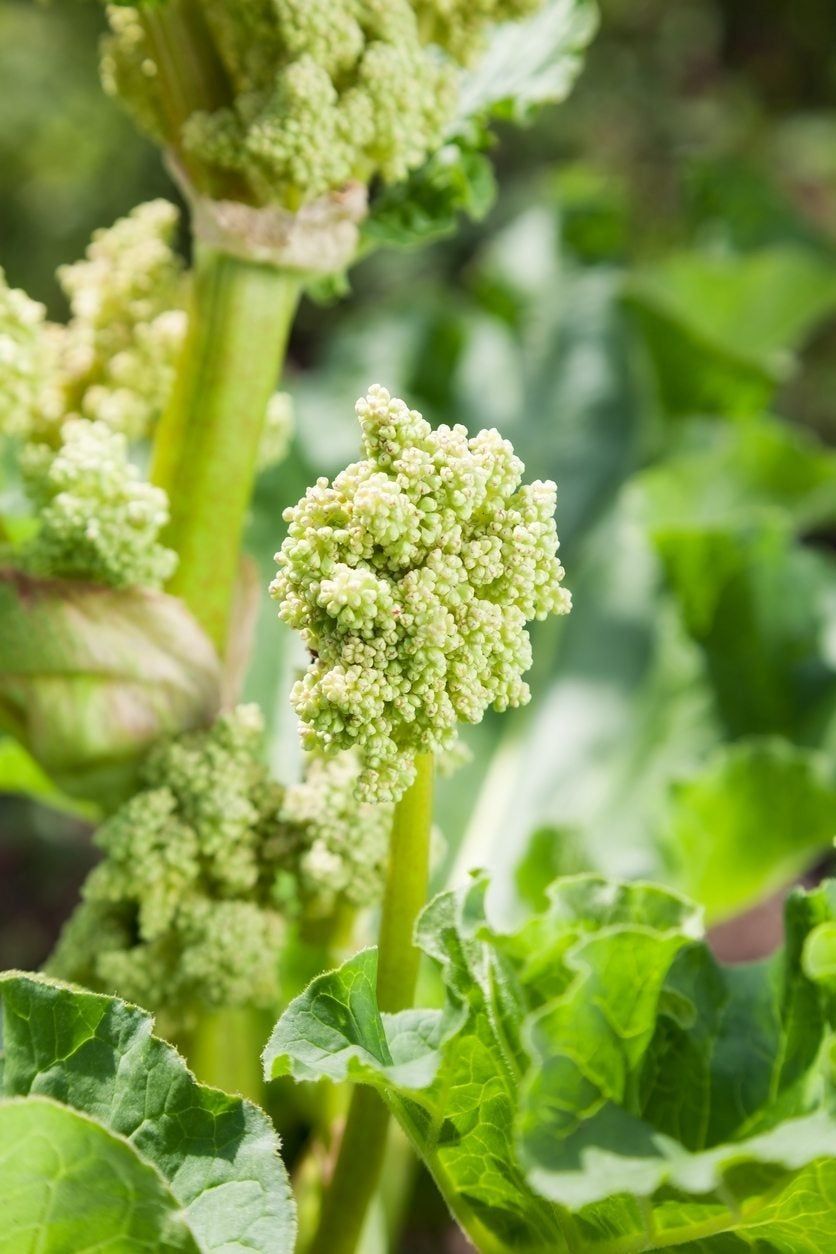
[266, 874, 836, 1253]
[0, 971, 296, 1253]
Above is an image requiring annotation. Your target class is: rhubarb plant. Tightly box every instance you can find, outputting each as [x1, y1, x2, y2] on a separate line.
[2, 2, 836, 1253]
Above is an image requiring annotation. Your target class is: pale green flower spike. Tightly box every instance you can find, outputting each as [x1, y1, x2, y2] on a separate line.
[0, 269, 57, 439]
[0, 202, 185, 444]
[21, 418, 178, 589]
[103, 0, 548, 210]
[55, 199, 186, 441]
[49, 707, 392, 1023]
[271, 384, 571, 801]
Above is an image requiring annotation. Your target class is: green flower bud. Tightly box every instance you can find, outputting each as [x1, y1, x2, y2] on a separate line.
[0, 571, 221, 807]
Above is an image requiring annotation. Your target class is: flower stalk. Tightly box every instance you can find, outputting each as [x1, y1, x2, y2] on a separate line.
[138, 0, 302, 654]
[152, 249, 300, 651]
[307, 753, 435, 1254]
[376, 752, 435, 1014]
[186, 1005, 269, 1106]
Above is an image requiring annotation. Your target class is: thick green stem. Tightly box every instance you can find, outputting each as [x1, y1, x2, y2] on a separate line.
[308, 754, 435, 1254]
[376, 753, 435, 1014]
[152, 249, 300, 651]
[186, 1006, 268, 1105]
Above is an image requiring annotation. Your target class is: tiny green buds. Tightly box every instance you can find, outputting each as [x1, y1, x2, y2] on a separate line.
[49, 706, 393, 1021]
[21, 419, 177, 589]
[0, 202, 185, 445]
[0, 269, 55, 439]
[271, 385, 571, 800]
[49, 705, 286, 1019]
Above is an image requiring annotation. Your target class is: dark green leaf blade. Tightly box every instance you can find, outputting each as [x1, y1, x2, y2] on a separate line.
[659, 739, 836, 922]
[0, 1097, 199, 1254]
[266, 874, 836, 1253]
[0, 972, 296, 1254]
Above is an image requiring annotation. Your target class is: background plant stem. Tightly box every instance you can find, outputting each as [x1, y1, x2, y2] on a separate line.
[151, 249, 300, 651]
[308, 754, 435, 1254]
[185, 1005, 269, 1105]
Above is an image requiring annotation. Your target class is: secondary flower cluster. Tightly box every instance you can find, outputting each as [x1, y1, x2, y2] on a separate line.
[0, 201, 185, 444]
[56, 199, 186, 440]
[104, 0, 544, 209]
[0, 270, 56, 439]
[50, 706, 392, 1023]
[20, 419, 177, 589]
[272, 385, 571, 800]
[0, 202, 294, 464]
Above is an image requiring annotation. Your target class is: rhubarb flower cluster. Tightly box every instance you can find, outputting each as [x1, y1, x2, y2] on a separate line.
[271, 385, 571, 800]
[0, 202, 185, 444]
[20, 419, 177, 589]
[102, 0, 548, 211]
[49, 707, 393, 1022]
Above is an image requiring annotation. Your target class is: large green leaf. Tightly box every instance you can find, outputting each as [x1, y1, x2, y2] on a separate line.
[635, 416, 836, 541]
[0, 971, 296, 1253]
[0, 1098, 199, 1253]
[633, 415, 836, 634]
[266, 874, 836, 1253]
[660, 739, 836, 922]
[631, 420, 836, 738]
[625, 246, 836, 417]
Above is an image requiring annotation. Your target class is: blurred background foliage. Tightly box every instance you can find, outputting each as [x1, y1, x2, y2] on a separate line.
[3, 0, 836, 966]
